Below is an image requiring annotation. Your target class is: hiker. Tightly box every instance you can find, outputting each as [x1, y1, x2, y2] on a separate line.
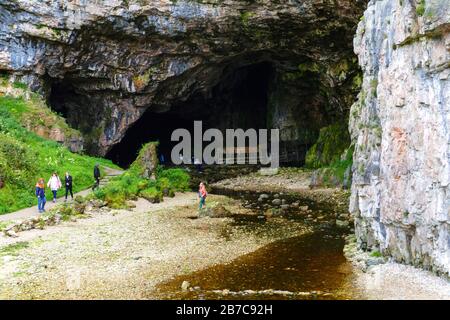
[47, 172, 62, 203]
[198, 182, 207, 210]
[35, 178, 46, 213]
[93, 164, 101, 191]
[65, 171, 73, 201]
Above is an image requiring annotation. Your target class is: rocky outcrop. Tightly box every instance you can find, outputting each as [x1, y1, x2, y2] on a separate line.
[0, 78, 85, 152]
[0, 0, 365, 157]
[350, 0, 450, 276]
[132, 141, 159, 179]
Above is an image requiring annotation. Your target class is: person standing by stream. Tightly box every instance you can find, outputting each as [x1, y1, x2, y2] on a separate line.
[47, 172, 62, 203]
[64, 172, 73, 202]
[198, 182, 207, 211]
[35, 178, 46, 213]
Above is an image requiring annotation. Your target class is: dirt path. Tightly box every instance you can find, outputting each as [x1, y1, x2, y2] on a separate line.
[0, 166, 123, 222]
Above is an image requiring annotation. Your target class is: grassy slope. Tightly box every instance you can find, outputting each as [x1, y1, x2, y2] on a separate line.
[0, 89, 119, 214]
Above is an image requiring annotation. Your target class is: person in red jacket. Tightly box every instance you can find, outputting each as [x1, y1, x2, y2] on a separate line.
[198, 182, 207, 210]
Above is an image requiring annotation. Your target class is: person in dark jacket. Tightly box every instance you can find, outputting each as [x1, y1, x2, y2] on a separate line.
[65, 172, 73, 201]
[92, 164, 101, 191]
[35, 178, 46, 213]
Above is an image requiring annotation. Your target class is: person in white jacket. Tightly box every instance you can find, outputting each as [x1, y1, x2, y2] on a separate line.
[47, 172, 62, 203]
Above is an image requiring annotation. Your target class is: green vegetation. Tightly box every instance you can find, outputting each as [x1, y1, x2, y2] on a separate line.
[132, 67, 157, 91]
[0, 221, 12, 232]
[240, 11, 254, 28]
[0, 93, 118, 214]
[312, 146, 354, 187]
[416, 0, 426, 16]
[93, 145, 190, 209]
[281, 62, 322, 82]
[12, 82, 28, 90]
[370, 250, 382, 258]
[0, 241, 29, 257]
[305, 122, 351, 169]
[93, 166, 190, 208]
[305, 122, 353, 187]
[0, 81, 82, 142]
[370, 78, 378, 97]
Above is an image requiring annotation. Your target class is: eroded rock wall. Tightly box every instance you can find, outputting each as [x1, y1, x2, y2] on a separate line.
[0, 0, 365, 155]
[350, 0, 450, 276]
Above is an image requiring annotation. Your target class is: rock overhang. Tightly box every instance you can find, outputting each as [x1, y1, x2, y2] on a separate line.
[0, 0, 366, 156]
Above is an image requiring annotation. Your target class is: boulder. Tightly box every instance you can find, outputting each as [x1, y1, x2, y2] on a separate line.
[336, 219, 350, 228]
[272, 199, 282, 206]
[181, 281, 190, 292]
[133, 142, 159, 180]
[200, 203, 231, 218]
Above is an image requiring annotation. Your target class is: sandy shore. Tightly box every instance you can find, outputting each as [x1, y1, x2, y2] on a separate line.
[354, 262, 450, 300]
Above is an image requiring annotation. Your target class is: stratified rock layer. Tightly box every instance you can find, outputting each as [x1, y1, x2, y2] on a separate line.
[0, 0, 364, 157]
[350, 0, 450, 276]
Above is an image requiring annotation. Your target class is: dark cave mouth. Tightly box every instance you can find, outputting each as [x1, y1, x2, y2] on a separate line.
[106, 61, 276, 168]
[47, 57, 355, 169]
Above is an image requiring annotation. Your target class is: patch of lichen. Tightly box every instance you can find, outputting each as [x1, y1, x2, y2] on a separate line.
[305, 121, 351, 169]
[133, 68, 156, 91]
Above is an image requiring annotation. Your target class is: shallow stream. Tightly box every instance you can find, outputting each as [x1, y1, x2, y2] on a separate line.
[154, 190, 360, 300]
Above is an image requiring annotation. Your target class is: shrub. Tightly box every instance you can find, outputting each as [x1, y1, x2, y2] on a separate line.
[139, 187, 163, 203]
[157, 168, 190, 191]
[92, 167, 189, 207]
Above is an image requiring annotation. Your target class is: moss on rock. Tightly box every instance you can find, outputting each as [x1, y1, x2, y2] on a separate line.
[305, 121, 351, 169]
[131, 141, 159, 179]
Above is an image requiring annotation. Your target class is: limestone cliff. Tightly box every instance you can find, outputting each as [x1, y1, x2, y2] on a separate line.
[350, 0, 450, 276]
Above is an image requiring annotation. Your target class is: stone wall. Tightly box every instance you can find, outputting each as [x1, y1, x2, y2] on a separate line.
[350, 0, 450, 276]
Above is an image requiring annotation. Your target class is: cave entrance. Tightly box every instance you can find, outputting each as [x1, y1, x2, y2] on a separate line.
[106, 61, 274, 168]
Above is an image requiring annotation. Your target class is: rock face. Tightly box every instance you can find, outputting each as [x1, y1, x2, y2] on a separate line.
[132, 141, 159, 179]
[350, 0, 450, 276]
[0, 0, 364, 159]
